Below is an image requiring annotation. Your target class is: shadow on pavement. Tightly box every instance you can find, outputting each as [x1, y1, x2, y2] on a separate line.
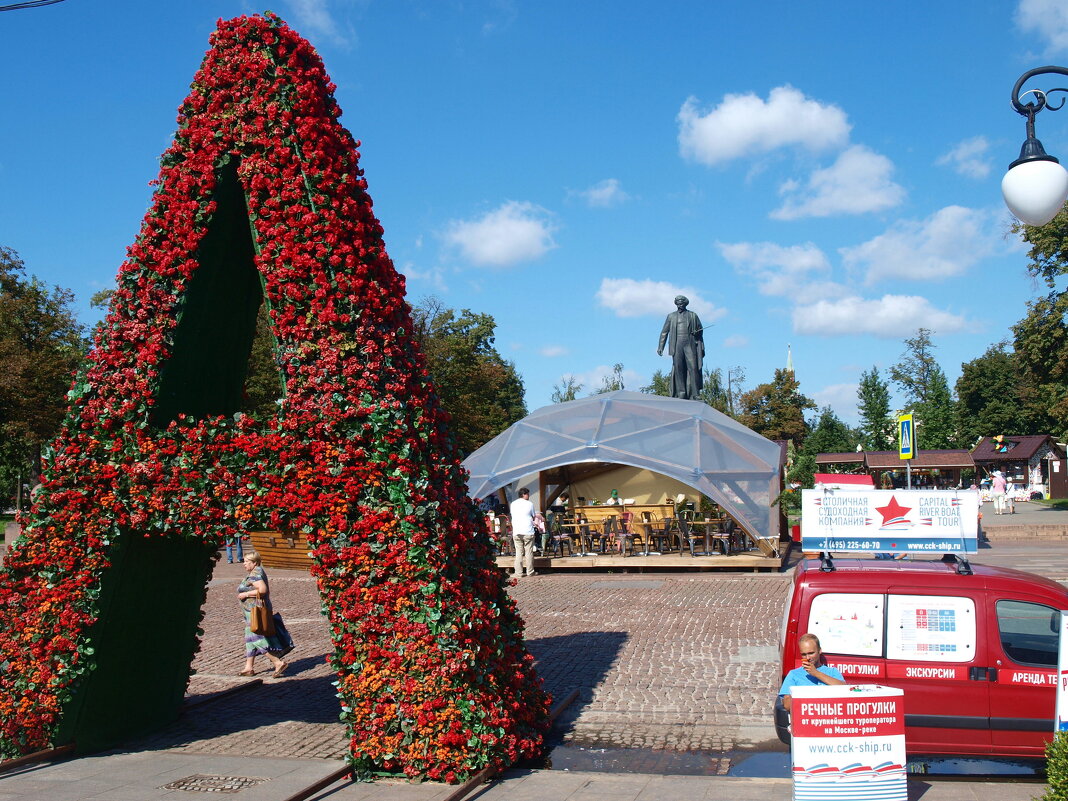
[524, 631, 628, 741]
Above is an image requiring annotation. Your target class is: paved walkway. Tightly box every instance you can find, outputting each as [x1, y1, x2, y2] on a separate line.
[0, 750, 1044, 800]
[0, 531, 1065, 799]
[979, 499, 1068, 537]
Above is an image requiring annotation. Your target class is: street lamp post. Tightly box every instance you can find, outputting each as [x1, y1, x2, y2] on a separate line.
[1003, 66, 1068, 226]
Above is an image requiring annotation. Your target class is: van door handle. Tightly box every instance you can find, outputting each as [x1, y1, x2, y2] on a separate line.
[969, 667, 996, 681]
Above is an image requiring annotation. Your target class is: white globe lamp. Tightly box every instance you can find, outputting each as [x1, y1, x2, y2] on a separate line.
[1002, 150, 1068, 226]
[1003, 66, 1068, 226]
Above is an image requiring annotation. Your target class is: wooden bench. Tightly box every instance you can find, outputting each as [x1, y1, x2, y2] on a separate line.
[248, 530, 314, 571]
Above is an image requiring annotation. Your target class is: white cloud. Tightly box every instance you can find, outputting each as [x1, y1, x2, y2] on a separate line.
[812, 382, 861, 422]
[723, 334, 749, 348]
[596, 278, 726, 320]
[936, 136, 991, 179]
[398, 261, 448, 292]
[772, 145, 905, 219]
[716, 240, 831, 296]
[1017, 0, 1068, 55]
[283, 0, 350, 46]
[444, 201, 557, 268]
[575, 178, 630, 208]
[840, 205, 997, 284]
[792, 295, 969, 338]
[677, 86, 851, 167]
[540, 345, 568, 357]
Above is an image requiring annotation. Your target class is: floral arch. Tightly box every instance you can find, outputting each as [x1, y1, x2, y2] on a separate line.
[0, 14, 547, 782]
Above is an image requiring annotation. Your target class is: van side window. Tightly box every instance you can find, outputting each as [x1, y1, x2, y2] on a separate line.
[996, 600, 1059, 668]
[808, 593, 884, 656]
[886, 595, 976, 663]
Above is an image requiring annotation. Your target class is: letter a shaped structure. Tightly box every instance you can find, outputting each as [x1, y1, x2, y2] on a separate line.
[0, 13, 548, 782]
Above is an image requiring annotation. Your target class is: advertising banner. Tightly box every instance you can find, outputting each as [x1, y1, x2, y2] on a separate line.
[801, 488, 979, 555]
[790, 684, 906, 801]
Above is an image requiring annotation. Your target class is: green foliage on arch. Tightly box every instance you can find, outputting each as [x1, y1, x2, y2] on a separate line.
[0, 13, 548, 781]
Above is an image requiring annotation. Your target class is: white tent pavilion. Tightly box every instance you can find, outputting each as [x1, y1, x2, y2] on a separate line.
[462, 390, 784, 543]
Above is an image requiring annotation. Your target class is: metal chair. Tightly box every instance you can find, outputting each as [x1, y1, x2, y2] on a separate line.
[549, 514, 573, 557]
[494, 514, 513, 556]
[616, 512, 638, 555]
[594, 517, 617, 553]
[635, 511, 664, 555]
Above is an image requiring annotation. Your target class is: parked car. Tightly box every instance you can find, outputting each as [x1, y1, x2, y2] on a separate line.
[776, 555, 1068, 758]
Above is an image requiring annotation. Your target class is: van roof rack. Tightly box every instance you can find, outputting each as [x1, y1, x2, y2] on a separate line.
[941, 553, 973, 575]
[818, 552, 835, 572]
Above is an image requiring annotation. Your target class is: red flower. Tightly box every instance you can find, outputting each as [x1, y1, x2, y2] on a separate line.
[0, 11, 547, 782]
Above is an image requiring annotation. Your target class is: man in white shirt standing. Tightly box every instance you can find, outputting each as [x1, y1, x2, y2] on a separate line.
[509, 488, 537, 578]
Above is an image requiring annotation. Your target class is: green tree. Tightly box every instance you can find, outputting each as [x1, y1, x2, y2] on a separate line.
[955, 343, 1035, 446]
[697, 367, 732, 413]
[640, 369, 670, 396]
[890, 328, 958, 449]
[856, 366, 894, 450]
[736, 368, 816, 447]
[919, 369, 957, 449]
[726, 365, 746, 416]
[551, 375, 583, 403]
[241, 302, 285, 418]
[1006, 209, 1068, 439]
[789, 406, 859, 487]
[409, 296, 526, 456]
[1012, 293, 1068, 440]
[890, 328, 940, 406]
[592, 363, 625, 394]
[0, 247, 86, 503]
[641, 366, 741, 416]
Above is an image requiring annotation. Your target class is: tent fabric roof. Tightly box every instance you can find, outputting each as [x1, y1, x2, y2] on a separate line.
[462, 390, 783, 540]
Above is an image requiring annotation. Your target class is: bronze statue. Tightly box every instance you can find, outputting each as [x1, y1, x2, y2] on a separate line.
[657, 295, 704, 400]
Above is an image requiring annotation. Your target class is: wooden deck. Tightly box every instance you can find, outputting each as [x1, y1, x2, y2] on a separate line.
[247, 530, 786, 573]
[495, 549, 784, 572]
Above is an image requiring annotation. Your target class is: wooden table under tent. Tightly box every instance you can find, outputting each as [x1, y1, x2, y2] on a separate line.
[462, 390, 787, 572]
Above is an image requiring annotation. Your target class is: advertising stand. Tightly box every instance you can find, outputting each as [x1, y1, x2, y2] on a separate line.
[800, 488, 980, 556]
[790, 684, 906, 801]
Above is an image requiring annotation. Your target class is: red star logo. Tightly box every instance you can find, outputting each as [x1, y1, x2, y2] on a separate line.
[875, 495, 912, 526]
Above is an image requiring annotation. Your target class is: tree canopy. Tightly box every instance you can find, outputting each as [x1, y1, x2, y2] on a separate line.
[640, 366, 738, 415]
[856, 366, 894, 450]
[1009, 209, 1068, 441]
[955, 342, 1037, 446]
[0, 246, 86, 502]
[788, 405, 859, 487]
[409, 296, 526, 456]
[890, 328, 958, 449]
[736, 368, 815, 447]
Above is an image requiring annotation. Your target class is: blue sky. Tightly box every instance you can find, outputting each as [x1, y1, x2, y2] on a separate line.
[3, 0, 1067, 425]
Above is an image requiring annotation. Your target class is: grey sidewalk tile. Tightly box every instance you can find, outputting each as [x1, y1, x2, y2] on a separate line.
[0, 779, 122, 801]
[700, 777, 792, 801]
[907, 779, 1046, 801]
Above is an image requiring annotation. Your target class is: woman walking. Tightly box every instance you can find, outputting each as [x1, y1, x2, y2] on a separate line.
[237, 551, 294, 677]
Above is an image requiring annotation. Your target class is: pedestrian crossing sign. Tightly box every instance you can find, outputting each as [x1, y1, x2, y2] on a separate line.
[899, 414, 914, 460]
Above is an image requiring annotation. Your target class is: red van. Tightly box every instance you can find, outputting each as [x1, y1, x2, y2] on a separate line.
[776, 556, 1068, 757]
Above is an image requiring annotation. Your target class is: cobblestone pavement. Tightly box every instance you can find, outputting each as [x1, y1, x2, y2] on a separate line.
[115, 537, 1068, 764]
[129, 558, 792, 760]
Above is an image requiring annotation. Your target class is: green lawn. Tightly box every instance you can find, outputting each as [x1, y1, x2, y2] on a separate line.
[1030, 498, 1068, 511]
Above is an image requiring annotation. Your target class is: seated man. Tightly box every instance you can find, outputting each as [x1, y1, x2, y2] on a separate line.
[779, 632, 846, 712]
